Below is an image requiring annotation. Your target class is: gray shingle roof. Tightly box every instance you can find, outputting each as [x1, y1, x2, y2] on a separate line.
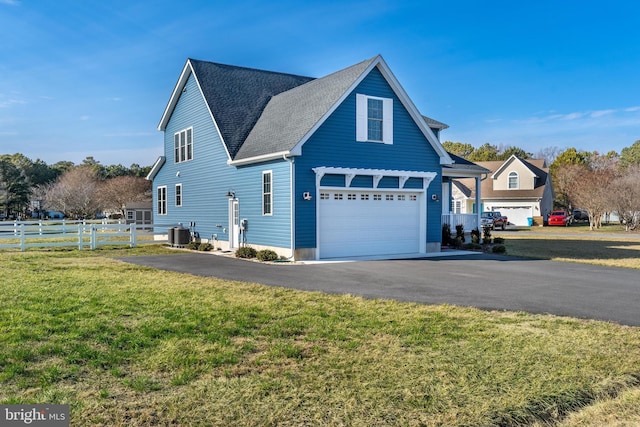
[189, 59, 315, 158]
[181, 56, 450, 163]
[235, 57, 376, 160]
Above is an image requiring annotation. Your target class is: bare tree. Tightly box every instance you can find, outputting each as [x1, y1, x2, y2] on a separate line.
[45, 166, 103, 218]
[99, 176, 151, 217]
[569, 165, 615, 230]
[609, 166, 640, 231]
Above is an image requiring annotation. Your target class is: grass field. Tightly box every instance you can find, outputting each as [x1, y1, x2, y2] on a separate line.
[494, 224, 640, 269]
[1, 244, 640, 425]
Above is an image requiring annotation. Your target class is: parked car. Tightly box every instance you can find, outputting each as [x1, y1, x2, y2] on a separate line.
[548, 210, 571, 226]
[572, 209, 588, 222]
[481, 211, 507, 230]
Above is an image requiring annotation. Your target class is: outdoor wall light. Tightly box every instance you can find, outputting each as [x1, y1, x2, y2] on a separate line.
[431, 194, 440, 202]
[302, 192, 312, 200]
[225, 190, 236, 198]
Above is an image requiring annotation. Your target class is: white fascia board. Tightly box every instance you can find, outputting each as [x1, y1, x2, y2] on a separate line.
[374, 57, 453, 165]
[491, 155, 519, 179]
[146, 156, 166, 181]
[158, 61, 192, 131]
[158, 59, 232, 162]
[290, 55, 453, 167]
[227, 150, 292, 166]
[189, 64, 232, 162]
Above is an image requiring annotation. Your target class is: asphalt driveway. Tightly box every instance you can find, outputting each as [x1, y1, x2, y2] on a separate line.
[120, 252, 640, 327]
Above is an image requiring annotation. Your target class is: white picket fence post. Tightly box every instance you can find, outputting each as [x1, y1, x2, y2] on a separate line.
[19, 224, 25, 251]
[130, 224, 137, 248]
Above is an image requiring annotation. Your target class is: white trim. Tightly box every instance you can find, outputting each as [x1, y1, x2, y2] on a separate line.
[228, 198, 240, 249]
[175, 183, 182, 207]
[158, 61, 192, 131]
[158, 60, 232, 162]
[146, 156, 165, 181]
[508, 171, 519, 190]
[227, 150, 291, 166]
[356, 94, 393, 144]
[262, 170, 273, 216]
[290, 56, 453, 165]
[312, 166, 437, 189]
[174, 127, 193, 163]
[157, 186, 167, 216]
[287, 156, 295, 258]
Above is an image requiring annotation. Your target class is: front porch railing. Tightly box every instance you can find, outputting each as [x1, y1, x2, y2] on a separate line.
[441, 213, 478, 232]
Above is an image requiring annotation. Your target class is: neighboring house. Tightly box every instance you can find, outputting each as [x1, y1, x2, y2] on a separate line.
[147, 55, 485, 260]
[451, 156, 554, 226]
[124, 201, 152, 226]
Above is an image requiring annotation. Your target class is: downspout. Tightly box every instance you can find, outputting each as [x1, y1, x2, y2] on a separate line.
[284, 154, 295, 260]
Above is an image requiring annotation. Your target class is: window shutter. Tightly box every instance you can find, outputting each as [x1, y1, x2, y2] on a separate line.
[382, 98, 393, 144]
[355, 94, 368, 141]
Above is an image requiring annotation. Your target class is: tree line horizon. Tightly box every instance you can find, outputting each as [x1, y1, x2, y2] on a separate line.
[2, 139, 640, 228]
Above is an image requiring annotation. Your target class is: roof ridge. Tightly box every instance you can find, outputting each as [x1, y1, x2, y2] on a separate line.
[188, 58, 315, 81]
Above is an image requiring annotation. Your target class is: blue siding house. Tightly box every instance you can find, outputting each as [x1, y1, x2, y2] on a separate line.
[148, 55, 485, 260]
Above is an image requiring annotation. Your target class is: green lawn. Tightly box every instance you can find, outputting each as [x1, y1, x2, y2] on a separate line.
[494, 225, 640, 269]
[1, 246, 640, 425]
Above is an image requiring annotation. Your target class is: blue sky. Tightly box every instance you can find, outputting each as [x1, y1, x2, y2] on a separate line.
[1, 0, 639, 167]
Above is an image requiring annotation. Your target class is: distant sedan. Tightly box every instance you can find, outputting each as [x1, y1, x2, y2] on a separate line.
[548, 210, 570, 226]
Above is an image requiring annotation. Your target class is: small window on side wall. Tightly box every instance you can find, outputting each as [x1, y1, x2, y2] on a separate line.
[356, 94, 393, 144]
[262, 171, 272, 215]
[174, 128, 193, 163]
[175, 183, 182, 207]
[157, 186, 167, 215]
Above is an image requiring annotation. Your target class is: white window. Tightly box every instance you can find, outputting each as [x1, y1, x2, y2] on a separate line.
[262, 171, 272, 215]
[175, 183, 182, 207]
[451, 199, 462, 214]
[508, 171, 519, 189]
[174, 128, 193, 163]
[356, 94, 393, 144]
[157, 186, 167, 215]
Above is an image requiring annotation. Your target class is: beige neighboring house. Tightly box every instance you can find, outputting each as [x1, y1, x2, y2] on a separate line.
[451, 155, 554, 226]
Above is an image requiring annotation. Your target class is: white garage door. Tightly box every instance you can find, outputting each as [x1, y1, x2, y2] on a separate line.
[499, 207, 533, 226]
[318, 190, 422, 258]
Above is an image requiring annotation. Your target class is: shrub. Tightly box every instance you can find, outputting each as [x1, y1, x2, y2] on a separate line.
[186, 241, 199, 250]
[256, 249, 279, 262]
[463, 242, 482, 251]
[493, 237, 505, 244]
[235, 246, 257, 258]
[492, 244, 506, 254]
[442, 224, 452, 246]
[471, 228, 481, 244]
[455, 224, 465, 243]
[198, 242, 213, 252]
[482, 227, 492, 244]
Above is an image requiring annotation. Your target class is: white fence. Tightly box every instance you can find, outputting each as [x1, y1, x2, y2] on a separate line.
[441, 213, 479, 232]
[0, 219, 177, 251]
